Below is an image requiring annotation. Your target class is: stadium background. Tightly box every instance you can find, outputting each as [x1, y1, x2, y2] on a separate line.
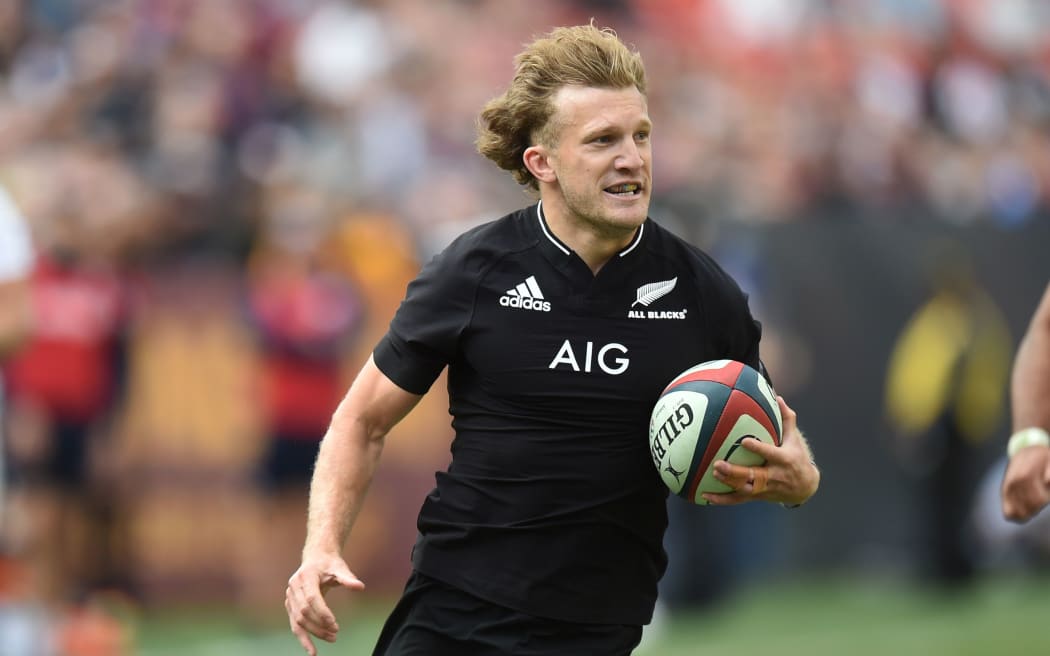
[1, 0, 1049, 654]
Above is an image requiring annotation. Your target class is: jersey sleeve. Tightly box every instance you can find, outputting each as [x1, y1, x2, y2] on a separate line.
[373, 237, 481, 395]
[723, 286, 762, 371]
[692, 252, 763, 372]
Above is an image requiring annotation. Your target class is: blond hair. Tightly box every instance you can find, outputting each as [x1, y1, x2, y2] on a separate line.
[476, 24, 647, 190]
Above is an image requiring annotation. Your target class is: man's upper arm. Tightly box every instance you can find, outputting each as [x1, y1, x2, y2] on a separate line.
[341, 355, 425, 441]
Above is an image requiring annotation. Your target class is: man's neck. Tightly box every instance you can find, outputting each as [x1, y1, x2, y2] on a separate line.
[539, 198, 638, 275]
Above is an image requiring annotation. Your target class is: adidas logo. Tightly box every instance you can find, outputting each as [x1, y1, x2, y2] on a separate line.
[499, 275, 551, 312]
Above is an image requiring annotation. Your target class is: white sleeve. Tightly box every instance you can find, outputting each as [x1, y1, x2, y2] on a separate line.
[0, 185, 33, 282]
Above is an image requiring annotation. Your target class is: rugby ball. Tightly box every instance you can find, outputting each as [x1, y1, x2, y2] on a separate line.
[648, 359, 782, 505]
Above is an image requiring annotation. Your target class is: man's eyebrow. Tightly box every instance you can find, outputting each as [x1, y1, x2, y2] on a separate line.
[581, 117, 652, 138]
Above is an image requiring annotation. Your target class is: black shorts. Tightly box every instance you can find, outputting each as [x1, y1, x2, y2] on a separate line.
[372, 571, 643, 656]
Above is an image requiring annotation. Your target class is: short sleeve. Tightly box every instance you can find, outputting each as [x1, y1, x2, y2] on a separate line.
[691, 250, 763, 371]
[373, 238, 481, 395]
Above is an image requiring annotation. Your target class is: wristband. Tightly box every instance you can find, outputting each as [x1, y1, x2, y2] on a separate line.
[1007, 427, 1050, 458]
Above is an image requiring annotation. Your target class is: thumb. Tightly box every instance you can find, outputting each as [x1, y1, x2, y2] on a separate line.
[777, 395, 797, 440]
[324, 564, 366, 591]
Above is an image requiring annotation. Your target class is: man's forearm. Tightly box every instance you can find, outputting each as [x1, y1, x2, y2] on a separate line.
[1011, 285, 1050, 433]
[300, 356, 422, 558]
[302, 399, 387, 558]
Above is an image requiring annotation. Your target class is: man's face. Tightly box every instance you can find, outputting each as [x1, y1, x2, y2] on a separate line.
[545, 85, 652, 238]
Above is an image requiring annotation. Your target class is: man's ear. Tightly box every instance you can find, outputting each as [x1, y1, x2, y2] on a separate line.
[523, 145, 556, 184]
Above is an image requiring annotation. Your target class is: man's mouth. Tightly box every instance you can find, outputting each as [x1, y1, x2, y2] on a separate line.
[605, 183, 641, 196]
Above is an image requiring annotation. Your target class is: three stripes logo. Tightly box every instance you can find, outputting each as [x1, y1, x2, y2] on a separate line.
[499, 275, 551, 312]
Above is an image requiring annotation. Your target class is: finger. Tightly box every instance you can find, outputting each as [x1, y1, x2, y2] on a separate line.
[287, 582, 339, 641]
[325, 570, 366, 592]
[777, 396, 797, 435]
[752, 467, 769, 494]
[713, 461, 752, 489]
[303, 599, 339, 641]
[287, 577, 334, 625]
[287, 599, 319, 656]
[1004, 498, 1034, 523]
[738, 436, 777, 461]
[292, 627, 318, 656]
[713, 459, 750, 479]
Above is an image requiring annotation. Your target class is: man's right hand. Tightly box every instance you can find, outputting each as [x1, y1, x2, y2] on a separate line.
[1002, 446, 1050, 523]
[285, 554, 366, 656]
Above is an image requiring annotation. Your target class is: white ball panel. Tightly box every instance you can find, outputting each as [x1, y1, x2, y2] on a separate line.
[648, 390, 709, 495]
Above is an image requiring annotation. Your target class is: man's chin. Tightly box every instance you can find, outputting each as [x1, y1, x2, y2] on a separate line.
[605, 204, 649, 228]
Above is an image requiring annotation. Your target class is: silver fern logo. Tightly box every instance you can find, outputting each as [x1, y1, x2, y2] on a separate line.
[632, 277, 677, 307]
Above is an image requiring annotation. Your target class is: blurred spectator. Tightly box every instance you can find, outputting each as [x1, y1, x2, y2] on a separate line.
[1, 207, 131, 604]
[884, 243, 1013, 584]
[0, 181, 37, 655]
[236, 181, 364, 625]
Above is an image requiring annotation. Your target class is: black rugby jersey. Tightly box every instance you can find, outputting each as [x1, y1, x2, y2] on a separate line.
[373, 202, 762, 625]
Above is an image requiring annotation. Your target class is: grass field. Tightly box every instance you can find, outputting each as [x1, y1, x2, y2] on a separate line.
[135, 573, 1050, 655]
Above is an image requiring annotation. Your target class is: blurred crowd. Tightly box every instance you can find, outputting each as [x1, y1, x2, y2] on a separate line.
[1, 0, 1049, 261]
[0, 0, 1049, 652]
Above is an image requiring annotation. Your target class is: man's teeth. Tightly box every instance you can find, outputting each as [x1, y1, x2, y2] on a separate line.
[608, 184, 639, 194]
